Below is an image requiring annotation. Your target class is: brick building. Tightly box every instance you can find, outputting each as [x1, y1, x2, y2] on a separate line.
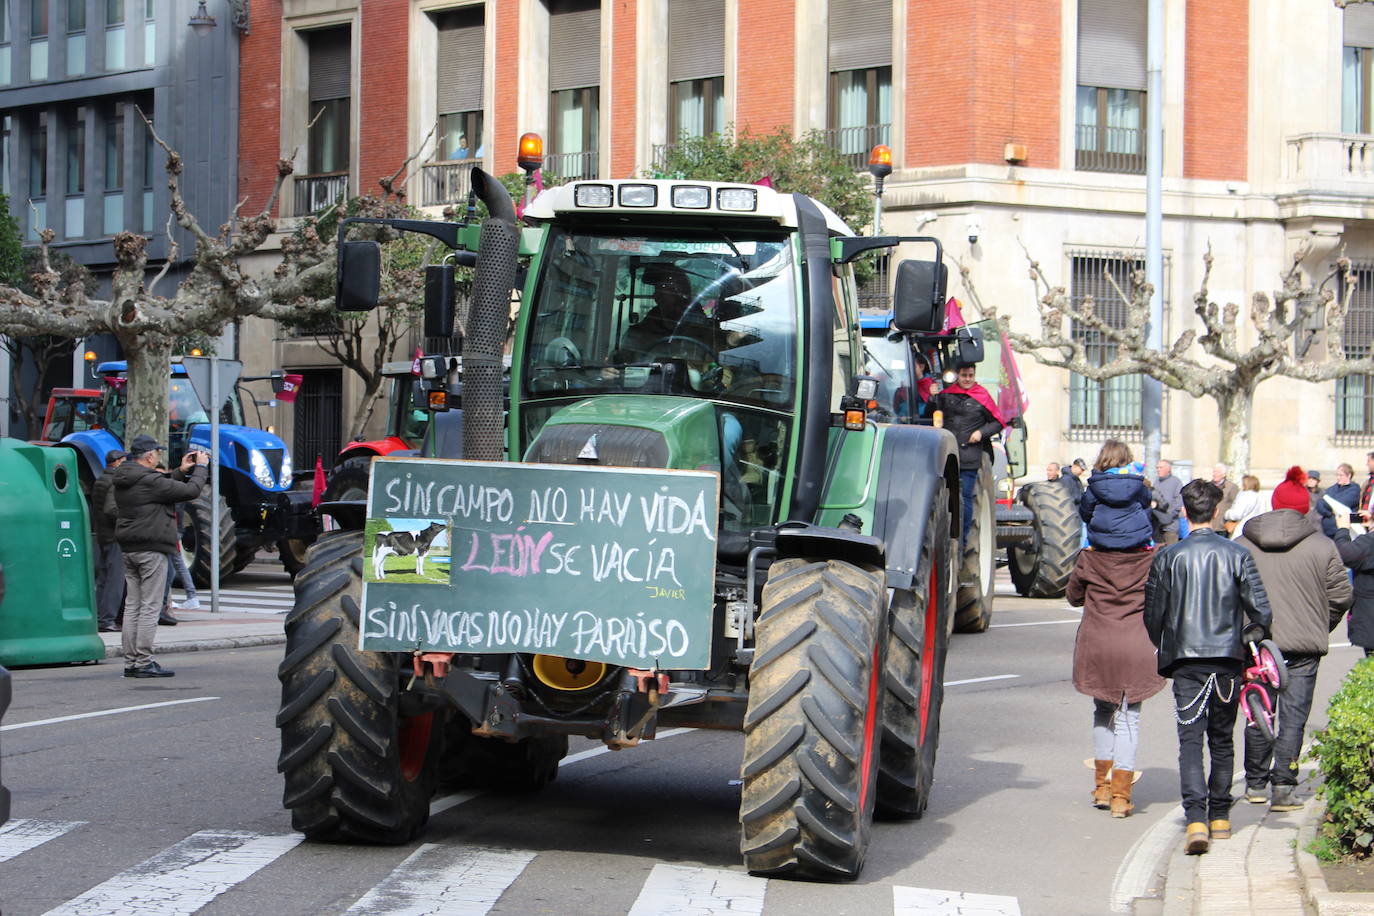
[237, 0, 1374, 483]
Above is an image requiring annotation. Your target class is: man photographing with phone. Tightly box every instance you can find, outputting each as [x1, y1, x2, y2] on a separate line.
[108, 435, 210, 678]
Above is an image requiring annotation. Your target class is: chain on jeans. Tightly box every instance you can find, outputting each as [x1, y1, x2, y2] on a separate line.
[1174, 672, 1236, 726]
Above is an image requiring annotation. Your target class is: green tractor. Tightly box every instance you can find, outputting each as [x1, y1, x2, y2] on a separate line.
[276, 169, 961, 880]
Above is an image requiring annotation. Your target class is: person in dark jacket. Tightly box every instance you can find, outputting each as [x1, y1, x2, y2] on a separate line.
[1316, 463, 1361, 538]
[110, 434, 208, 678]
[1144, 480, 1273, 856]
[1152, 459, 1184, 545]
[1079, 440, 1153, 550]
[930, 362, 1003, 541]
[1234, 470, 1352, 811]
[1067, 542, 1164, 819]
[1332, 512, 1374, 659]
[91, 448, 128, 632]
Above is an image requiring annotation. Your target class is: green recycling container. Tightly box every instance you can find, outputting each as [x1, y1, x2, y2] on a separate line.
[0, 438, 104, 665]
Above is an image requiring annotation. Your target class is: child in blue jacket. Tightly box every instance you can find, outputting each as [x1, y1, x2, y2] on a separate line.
[1080, 440, 1154, 550]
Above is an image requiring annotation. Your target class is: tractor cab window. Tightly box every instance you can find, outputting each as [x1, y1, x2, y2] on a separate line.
[524, 228, 798, 409]
[860, 332, 932, 424]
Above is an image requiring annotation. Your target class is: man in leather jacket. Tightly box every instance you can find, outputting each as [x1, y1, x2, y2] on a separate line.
[930, 363, 1003, 541]
[1144, 479, 1272, 855]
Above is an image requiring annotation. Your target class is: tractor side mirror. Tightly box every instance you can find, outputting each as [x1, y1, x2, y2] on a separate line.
[424, 264, 456, 338]
[892, 259, 948, 332]
[1004, 416, 1028, 480]
[337, 240, 382, 312]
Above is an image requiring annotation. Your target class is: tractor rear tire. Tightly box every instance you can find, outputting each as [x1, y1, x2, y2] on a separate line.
[322, 457, 374, 503]
[876, 485, 952, 819]
[184, 490, 237, 589]
[1009, 481, 1081, 599]
[954, 455, 995, 633]
[276, 529, 443, 844]
[740, 557, 887, 880]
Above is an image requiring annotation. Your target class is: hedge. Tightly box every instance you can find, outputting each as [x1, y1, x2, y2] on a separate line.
[1310, 658, 1374, 858]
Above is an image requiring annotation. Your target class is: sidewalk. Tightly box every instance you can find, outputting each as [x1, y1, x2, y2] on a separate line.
[1144, 779, 1374, 915]
[96, 608, 287, 658]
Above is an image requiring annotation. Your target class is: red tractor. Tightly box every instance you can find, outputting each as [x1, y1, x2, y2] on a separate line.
[320, 360, 434, 501]
[29, 388, 102, 446]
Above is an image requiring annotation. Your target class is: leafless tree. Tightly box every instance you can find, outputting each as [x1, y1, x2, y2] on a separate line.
[967, 243, 1367, 474]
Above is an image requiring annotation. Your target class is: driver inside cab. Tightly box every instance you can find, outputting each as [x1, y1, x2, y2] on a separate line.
[610, 264, 732, 387]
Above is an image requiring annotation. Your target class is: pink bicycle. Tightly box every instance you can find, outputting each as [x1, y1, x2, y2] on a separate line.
[1240, 638, 1288, 742]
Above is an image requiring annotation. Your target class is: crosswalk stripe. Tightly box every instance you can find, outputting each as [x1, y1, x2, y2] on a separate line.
[893, 885, 1021, 915]
[343, 844, 535, 915]
[41, 830, 302, 916]
[627, 864, 767, 916]
[0, 819, 85, 864]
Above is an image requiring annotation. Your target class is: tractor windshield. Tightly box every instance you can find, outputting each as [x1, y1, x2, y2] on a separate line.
[522, 228, 798, 408]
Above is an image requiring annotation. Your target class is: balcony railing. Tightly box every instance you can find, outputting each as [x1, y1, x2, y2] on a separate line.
[420, 159, 478, 207]
[544, 150, 598, 181]
[1075, 124, 1145, 174]
[1285, 132, 1374, 183]
[293, 172, 348, 216]
[824, 124, 891, 170]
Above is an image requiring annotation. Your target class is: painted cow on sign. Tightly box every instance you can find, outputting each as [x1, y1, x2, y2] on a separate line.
[372, 522, 447, 580]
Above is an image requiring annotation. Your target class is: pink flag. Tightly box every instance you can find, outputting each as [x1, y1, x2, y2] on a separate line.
[311, 456, 326, 508]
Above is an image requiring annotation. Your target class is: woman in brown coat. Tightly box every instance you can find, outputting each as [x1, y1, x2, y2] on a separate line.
[1066, 444, 1167, 818]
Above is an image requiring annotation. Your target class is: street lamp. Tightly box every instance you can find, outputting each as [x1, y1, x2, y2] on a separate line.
[188, 1, 216, 35]
[189, 1, 250, 36]
[868, 144, 892, 235]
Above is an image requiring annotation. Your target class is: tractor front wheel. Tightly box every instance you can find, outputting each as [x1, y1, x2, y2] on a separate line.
[183, 490, 237, 589]
[953, 455, 995, 633]
[877, 484, 952, 819]
[276, 529, 443, 844]
[322, 456, 374, 503]
[740, 557, 887, 880]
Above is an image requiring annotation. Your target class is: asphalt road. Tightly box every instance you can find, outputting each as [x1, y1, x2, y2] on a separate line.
[1, 577, 1365, 915]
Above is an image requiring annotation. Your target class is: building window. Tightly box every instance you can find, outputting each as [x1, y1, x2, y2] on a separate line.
[1343, 7, 1374, 133]
[1076, 0, 1146, 174]
[103, 101, 123, 235]
[64, 107, 84, 238]
[27, 111, 47, 240]
[1067, 250, 1169, 439]
[141, 103, 152, 229]
[667, 0, 723, 141]
[142, 0, 152, 66]
[547, 0, 599, 180]
[65, 0, 83, 76]
[30, 0, 47, 80]
[297, 26, 350, 215]
[1, 0, 11, 85]
[105, 0, 124, 70]
[435, 7, 482, 160]
[1337, 262, 1374, 438]
[827, 0, 891, 168]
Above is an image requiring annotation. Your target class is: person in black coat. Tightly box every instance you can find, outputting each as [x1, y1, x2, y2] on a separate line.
[1316, 463, 1361, 538]
[1331, 512, 1374, 658]
[929, 362, 1003, 541]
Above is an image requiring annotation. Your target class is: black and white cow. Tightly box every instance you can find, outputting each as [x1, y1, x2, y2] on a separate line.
[372, 522, 447, 580]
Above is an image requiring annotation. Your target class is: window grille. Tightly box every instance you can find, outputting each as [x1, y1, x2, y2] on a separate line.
[1336, 261, 1374, 441]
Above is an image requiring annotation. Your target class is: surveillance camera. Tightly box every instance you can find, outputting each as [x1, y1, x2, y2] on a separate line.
[966, 216, 982, 246]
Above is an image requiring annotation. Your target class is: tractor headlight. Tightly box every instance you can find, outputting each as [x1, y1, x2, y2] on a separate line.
[250, 449, 275, 489]
[278, 453, 293, 489]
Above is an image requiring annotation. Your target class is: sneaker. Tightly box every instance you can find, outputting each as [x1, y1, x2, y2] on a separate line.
[99, 624, 121, 633]
[173, 597, 202, 610]
[122, 666, 137, 677]
[1245, 784, 1268, 804]
[130, 661, 175, 678]
[1271, 786, 1304, 812]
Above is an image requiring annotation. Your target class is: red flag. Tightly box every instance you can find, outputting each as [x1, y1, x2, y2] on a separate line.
[277, 373, 303, 403]
[311, 455, 327, 507]
[411, 345, 424, 377]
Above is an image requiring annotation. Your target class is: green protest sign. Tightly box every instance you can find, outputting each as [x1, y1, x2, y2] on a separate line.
[359, 458, 719, 669]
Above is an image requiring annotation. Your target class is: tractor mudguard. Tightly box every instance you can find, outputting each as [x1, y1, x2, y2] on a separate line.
[59, 428, 122, 480]
[338, 435, 414, 464]
[774, 523, 885, 570]
[870, 424, 960, 590]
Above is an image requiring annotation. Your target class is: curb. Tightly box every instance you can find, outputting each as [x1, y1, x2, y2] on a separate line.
[1296, 798, 1374, 915]
[101, 634, 286, 659]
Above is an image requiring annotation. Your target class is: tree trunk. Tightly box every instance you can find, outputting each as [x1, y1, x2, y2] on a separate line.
[124, 337, 172, 447]
[346, 375, 386, 443]
[1215, 385, 1255, 477]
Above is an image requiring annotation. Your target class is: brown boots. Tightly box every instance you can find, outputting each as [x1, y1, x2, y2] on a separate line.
[1093, 759, 1114, 809]
[1109, 769, 1134, 818]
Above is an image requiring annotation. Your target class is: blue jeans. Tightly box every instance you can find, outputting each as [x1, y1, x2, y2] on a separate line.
[1093, 699, 1142, 771]
[959, 468, 978, 543]
[1243, 653, 1320, 789]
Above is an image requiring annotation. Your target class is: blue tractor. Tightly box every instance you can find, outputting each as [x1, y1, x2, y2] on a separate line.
[55, 361, 318, 586]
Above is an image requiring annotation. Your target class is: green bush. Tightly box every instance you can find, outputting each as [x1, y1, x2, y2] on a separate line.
[1310, 658, 1374, 859]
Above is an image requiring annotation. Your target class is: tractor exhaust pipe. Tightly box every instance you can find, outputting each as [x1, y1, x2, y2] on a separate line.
[463, 169, 519, 462]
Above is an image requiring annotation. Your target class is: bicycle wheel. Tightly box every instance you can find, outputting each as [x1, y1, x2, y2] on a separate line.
[1244, 690, 1276, 743]
[1258, 639, 1289, 692]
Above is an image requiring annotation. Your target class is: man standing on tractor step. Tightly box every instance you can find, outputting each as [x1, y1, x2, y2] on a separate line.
[110, 435, 209, 678]
[1234, 466, 1351, 812]
[1144, 480, 1272, 856]
[931, 362, 1003, 541]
